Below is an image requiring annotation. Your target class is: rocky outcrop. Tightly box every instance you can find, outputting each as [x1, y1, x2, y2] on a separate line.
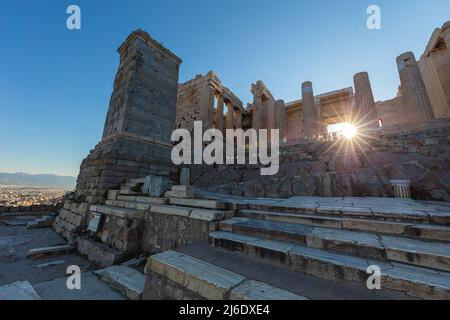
[190, 120, 450, 201]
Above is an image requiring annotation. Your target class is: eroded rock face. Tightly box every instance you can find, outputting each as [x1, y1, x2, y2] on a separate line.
[189, 121, 450, 201]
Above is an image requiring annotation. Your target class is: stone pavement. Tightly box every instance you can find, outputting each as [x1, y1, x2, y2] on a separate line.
[197, 189, 450, 214]
[0, 219, 128, 300]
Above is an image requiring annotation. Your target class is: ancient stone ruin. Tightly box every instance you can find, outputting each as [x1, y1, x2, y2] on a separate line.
[51, 23, 450, 300]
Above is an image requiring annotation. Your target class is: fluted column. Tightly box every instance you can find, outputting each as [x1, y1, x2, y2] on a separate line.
[214, 93, 224, 131]
[226, 102, 234, 129]
[252, 95, 262, 130]
[302, 81, 317, 137]
[354, 72, 378, 127]
[397, 52, 435, 123]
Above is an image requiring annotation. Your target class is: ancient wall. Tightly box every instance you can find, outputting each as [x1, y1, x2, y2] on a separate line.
[142, 212, 217, 254]
[176, 71, 244, 134]
[376, 97, 409, 128]
[176, 73, 216, 132]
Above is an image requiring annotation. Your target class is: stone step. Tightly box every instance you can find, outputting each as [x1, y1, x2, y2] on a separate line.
[149, 205, 232, 222]
[90, 205, 142, 218]
[175, 241, 412, 300]
[105, 200, 152, 211]
[28, 244, 75, 258]
[27, 215, 56, 229]
[126, 178, 146, 185]
[220, 218, 450, 272]
[208, 231, 450, 300]
[95, 266, 146, 300]
[145, 250, 306, 300]
[117, 195, 168, 205]
[168, 197, 227, 210]
[119, 189, 139, 195]
[246, 203, 450, 225]
[77, 237, 126, 267]
[239, 209, 450, 242]
[165, 185, 195, 199]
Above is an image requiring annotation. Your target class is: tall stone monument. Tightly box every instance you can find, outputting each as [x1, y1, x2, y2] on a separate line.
[76, 30, 182, 203]
[396, 52, 435, 123]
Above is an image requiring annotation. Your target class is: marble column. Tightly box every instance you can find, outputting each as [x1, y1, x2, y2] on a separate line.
[354, 72, 378, 127]
[315, 104, 326, 137]
[276, 100, 287, 143]
[252, 95, 262, 130]
[397, 52, 435, 123]
[214, 93, 224, 131]
[226, 102, 234, 129]
[235, 110, 243, 129]
[267, 99, 276, 130]
[302, 81, 317, 137]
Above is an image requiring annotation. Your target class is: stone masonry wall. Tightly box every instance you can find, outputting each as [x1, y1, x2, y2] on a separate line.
[76, 134, 177, 203]
[142, 212, 218, 254]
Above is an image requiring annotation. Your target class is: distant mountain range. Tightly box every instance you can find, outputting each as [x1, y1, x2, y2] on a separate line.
[0, 172, 76, 189]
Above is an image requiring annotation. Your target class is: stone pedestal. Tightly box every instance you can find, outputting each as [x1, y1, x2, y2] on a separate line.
[391, 180, 411, 199]
[354, 72, 378, 127]
[397, 52, 435, 123]
[302, 81, 317, 138]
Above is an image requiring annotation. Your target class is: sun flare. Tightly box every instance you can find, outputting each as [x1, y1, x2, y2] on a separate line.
[341, 123, 357, 139]
[327, 122, 358, 139]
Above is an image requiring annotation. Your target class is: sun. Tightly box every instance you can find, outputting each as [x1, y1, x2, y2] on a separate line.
[327, 122, 358, 139]
[341, 123, 358, 139]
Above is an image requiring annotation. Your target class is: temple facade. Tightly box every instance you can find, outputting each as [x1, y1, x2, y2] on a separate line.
[176, 21, 450, 145]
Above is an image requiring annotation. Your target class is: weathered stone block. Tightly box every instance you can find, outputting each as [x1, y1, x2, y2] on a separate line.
[143, 175, 169, 197]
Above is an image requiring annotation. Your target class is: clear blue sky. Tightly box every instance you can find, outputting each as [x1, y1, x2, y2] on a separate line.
[1, 0, 449, 177]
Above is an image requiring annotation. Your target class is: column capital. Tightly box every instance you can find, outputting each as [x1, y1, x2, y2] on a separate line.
[354, 72, 369, 81]
[302, 81, 313, 94]
[396, 52, 416, 71]
[442, 21, 450, 32]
